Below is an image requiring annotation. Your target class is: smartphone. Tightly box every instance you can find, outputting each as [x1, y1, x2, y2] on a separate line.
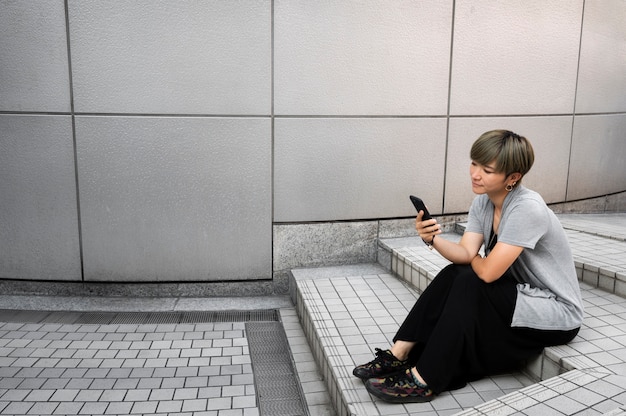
[410, 195, 432, 221]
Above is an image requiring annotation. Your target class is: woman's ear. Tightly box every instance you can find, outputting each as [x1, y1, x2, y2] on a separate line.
[509, 172, 523, 183]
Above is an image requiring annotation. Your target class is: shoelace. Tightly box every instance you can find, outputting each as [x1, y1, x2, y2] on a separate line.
[381, 371, 413, 387]
[369, 348, 388, 365]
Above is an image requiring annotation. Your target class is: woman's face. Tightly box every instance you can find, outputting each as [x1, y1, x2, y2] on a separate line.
[469, 160, 508, 196]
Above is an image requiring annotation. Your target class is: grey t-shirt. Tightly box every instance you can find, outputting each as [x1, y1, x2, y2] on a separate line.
[465, 186, 584, 330]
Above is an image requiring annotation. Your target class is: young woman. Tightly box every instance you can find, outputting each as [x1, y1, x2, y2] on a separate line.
[353, 130, 584, 403]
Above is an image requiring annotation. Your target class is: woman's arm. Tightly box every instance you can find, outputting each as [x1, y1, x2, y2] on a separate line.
[471, 242, 523, 282]
[416, 212, 483, 264]
[416, 211, 524, 282]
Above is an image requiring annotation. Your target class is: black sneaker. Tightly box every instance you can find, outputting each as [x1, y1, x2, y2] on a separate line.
[365, 368, 435, 403]
[352, 348, 410, 380]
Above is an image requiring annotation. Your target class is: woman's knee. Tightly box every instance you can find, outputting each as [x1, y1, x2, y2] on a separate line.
[436, 264, 475, 282]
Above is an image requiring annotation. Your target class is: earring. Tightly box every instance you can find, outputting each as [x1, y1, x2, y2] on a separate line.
[505, 181, 516, 192]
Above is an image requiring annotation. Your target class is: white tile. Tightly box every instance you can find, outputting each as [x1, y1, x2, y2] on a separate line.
[544, 394, 587, 415]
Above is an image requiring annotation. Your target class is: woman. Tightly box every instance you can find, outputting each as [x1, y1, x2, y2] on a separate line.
[353, 130, 584, 403]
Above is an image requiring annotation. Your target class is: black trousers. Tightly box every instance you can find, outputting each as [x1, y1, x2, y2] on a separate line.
[394, 264, 579, 393]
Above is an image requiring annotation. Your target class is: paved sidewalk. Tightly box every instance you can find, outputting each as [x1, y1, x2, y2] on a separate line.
[0, 318, 255, 415]
[0, 296, 333, 416]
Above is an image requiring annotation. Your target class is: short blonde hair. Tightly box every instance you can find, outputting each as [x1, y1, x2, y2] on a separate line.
[470, 130, 534, 182]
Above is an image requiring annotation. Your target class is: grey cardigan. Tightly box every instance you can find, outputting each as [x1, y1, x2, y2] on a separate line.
[465, 186, 584, 331]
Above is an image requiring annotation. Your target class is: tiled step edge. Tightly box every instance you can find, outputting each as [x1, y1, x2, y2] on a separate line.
[290, 264, 393, 416]
[454, 369, 626, 416]
[280, 308, 338, 416]
[378, 236, 620, 380]
[378, 236, 626, 415]
[290, 261, 626, 416]
[604, 407, 626, 416]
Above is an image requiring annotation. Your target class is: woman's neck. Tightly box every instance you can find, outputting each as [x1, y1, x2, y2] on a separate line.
[489, 189, 509, 211]
[490, 186, 518, 233]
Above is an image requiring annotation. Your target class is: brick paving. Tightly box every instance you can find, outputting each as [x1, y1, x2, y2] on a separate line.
[0, 320, 259, 416]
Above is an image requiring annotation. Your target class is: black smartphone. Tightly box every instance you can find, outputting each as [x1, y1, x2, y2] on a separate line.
[410, 195, 432, 221]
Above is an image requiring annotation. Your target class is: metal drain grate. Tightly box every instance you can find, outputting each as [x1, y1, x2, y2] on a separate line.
[246, 321, 308, 416]
[0, 309, 278, 324]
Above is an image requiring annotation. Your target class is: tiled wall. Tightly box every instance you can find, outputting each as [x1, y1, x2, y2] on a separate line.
[1, 1, 625, 284]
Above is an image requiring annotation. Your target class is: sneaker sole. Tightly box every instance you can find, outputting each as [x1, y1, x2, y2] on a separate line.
[365, 380, 435, 403]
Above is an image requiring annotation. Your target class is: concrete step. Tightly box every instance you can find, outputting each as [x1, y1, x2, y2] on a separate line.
[290, 213, 626, 415]
[290, 261, 626, 415]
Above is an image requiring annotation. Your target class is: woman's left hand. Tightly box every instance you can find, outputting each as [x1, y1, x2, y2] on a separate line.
[415, 210, 440, 244]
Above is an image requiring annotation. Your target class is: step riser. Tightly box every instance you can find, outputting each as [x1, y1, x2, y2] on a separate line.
[387, 244, 570, 382]
[292, 214, 626, 415]
[295, 283, 350, 416]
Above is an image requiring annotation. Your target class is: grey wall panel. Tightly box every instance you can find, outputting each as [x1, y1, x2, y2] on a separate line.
[0, 115, 81, 281]
[274, 1, 452, 115]
[76, 116, 272, 282]
[68, 0, 271, 114]
[274, 118, 447, 222]
[575, 0, 626, 114]
[450, 1, 582, 115]
[0, 1, 625, 286]
[0, 1, 70, 112]
[444, 117, 574, 213]
[568, 115, 626, 201]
